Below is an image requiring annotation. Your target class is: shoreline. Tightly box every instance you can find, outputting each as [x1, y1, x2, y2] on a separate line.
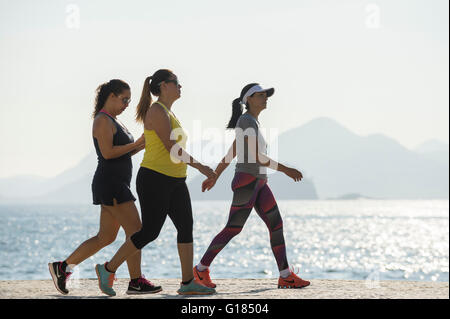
[0, 278, 448, 299]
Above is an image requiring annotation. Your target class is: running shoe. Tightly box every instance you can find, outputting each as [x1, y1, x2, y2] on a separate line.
[177, 278, 216, 295]
[48, 261, 72, 295]
[95, 262, 117, 296]
[126, 275, 162, 295]
[278, 267, 310, 289]
[193, 266, 216, 288]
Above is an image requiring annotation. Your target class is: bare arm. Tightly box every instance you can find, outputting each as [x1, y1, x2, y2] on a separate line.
[202, 139, 236, 192]
[246, 135, 303, 181]
[202, 133, 302, 193]
[215, 139, 236, 177]
[93, 115, 143, 160]
[147, 103, 216, 178]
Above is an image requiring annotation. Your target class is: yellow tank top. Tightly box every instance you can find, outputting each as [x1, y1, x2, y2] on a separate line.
[141, 101, 188, 178]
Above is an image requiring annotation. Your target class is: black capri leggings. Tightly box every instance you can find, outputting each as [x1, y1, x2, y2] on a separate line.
[131, 167, 193, 250]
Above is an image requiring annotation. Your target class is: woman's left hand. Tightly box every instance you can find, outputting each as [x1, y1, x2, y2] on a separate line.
[202, 176, 217, 192]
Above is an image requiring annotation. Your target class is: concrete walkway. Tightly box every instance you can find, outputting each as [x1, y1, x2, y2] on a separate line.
[0, 278, 448, 299]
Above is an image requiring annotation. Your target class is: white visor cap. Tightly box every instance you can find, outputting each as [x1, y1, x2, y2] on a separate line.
[241, 85, 275, 105]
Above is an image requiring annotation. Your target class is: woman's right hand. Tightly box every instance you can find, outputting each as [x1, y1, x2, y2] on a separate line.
[284, 167, 303, 182]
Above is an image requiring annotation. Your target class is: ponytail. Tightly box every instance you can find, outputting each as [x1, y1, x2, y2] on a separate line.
[226, 82, 259, 129]
[226, 98, 244, 129]
[92, 79, 130, 118]
[93, 83, 110, 118]
[135, 76, 153, 123]
[135, 69, 175, 123]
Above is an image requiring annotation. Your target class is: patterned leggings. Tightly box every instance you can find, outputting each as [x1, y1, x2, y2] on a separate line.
[200, 172, 288, 271]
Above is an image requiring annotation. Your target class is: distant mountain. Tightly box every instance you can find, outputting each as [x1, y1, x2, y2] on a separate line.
[415, 139, 449, 153]
[0, 175, 47, 198]
[0, 152, 97, 199]
[414, 139, 449, 166]
[0, 117, 447, 203]
[0, 152, 97, 204]
[276, 117, 448, 199]
[327, 193, 376, 200]
[28, 173, 93, 204]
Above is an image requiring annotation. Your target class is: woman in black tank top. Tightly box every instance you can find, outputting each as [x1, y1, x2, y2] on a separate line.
[92, 109, 135, 205]
[48, 80, 161, 296]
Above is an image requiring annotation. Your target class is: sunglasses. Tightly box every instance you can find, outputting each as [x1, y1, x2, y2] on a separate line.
[159, 79, 181, 88]
[117, 95, 131, 105]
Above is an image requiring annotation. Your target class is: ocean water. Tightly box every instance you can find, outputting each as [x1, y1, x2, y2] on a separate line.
[0, 200, 448, 283]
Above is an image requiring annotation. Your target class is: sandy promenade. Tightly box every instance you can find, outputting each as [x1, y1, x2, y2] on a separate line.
[0, 278, 448, 299]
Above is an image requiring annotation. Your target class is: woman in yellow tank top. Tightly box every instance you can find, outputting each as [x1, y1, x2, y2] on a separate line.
[140, 98, 188, 178]
[95, 69, 217, 296]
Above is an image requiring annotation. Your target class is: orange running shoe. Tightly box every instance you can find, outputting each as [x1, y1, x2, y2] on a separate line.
[193, 266, 216, 288]
[278, 268, 310, 289]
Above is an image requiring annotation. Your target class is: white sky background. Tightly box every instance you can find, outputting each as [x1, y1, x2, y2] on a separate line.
[0, 0, 448, 178]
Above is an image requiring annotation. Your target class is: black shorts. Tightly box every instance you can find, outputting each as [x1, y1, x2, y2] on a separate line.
[92, 172, 136, 206]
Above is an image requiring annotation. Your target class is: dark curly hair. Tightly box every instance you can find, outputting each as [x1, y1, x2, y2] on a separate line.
[92, 79, 130, 118]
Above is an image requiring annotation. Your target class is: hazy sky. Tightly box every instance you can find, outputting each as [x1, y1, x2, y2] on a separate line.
[0, 0, 448, 178]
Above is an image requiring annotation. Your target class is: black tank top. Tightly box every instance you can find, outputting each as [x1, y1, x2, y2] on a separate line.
[93, 112, 134, 181]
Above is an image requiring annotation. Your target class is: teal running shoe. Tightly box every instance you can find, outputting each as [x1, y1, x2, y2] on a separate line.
[95, 263, 116, 297]
[177, 278, 216, 295]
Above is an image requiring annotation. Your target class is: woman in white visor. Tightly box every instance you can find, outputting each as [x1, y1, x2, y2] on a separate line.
[193, 83, 310, 289]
